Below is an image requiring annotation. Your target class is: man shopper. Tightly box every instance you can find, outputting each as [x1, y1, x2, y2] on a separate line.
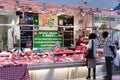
[102, 31, 116, 80]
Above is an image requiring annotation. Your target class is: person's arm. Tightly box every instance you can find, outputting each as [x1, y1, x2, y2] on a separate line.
[107, 39, 116, 58]
[80, 43, 86, 46]
[86, 41, 91, 52]
[109, 46, 116, 58]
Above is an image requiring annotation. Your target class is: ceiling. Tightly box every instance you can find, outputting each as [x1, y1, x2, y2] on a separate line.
[0, 0, 118, 16]
[31, 0, 118, 8]
[0, 0, 80, 14]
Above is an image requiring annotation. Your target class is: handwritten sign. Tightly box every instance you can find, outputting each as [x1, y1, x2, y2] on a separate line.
[33, 30, 63, 50]
[20, 31, 33, 48]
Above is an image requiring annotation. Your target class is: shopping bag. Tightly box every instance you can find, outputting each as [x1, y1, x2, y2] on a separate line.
[84, 49, 94, 59]
[113, 56, 119, 67]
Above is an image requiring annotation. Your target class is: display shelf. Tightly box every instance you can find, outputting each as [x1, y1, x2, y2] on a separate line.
[28, 60, 105, 70]
[54, 51, 82, 55]
[28, 63, 106, 80]
[58, 27, 74, 47]
[64, 31, 73, 32]
[2, 49, 120, 72]
[63, 31, 73, 39]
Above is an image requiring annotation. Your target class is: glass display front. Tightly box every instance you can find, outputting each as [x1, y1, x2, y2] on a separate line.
[0, 46, 107, 67]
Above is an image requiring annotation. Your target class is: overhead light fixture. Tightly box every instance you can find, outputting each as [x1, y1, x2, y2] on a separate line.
[82, 0, 87, 4]
[78, 8, 86, 16]
[80, 8, 85, 13]
[41, 6, 48, 12]
[61, 6, 67, 13]
[26, 6, 32, 13]
[14, 1, 21, 11]
[80, 8, 84, 13]
[61, 8, 67, 13]
[96, 8, 101, 12]
[15, 1, 20, 8]
[41, 3, 48, 13]
[88, 8, 93, 15]
[78, 7, 85, 13]
[28, 7, 32, 13]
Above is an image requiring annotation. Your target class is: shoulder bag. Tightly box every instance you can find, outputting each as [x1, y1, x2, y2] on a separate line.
[84, 40, 94, 59]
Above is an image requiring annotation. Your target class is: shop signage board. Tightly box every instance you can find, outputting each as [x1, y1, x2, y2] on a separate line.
[94, 16, 119, 28]
[33, 30, 63, 50]
[20, 26, 33, 48]
[20, 26, 33, 30]
[20, 13, 35, 49]
[33, 13, 39, 25]
[94, 16, 115, 23]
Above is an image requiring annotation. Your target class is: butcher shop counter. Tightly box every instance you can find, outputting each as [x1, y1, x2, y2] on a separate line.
[0, 49, 119, 80]
[28, 59, 106, 80]
[28, 59, 105, 70]
[0, 49, 107, 80]
[28, 49, 120, 80]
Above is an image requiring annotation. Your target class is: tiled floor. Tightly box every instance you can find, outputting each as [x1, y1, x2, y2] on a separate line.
[70, 74, 120, 80]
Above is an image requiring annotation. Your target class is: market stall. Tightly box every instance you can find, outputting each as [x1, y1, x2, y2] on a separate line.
[0, 0, 119, 80]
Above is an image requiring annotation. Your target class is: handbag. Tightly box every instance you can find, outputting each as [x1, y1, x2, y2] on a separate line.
[84, 40, 94, 59]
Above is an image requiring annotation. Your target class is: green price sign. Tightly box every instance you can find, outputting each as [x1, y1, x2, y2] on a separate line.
[33, 30, 63, 50]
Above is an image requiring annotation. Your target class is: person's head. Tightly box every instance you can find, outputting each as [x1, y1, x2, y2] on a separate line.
[79, 35, 84, 41]
[88, 33, 97, 39]
[102, 31, 108, 39]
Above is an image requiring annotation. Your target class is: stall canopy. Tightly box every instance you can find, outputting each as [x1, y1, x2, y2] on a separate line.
[0, 0, 118, 14]
[32, 0, 117, 8]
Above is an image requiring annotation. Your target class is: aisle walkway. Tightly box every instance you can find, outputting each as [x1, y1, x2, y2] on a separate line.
[64, 74, 120, 80]
[75, 74, 120, 80]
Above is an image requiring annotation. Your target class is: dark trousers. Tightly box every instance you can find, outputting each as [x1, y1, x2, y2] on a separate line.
[105, 57, 113, 80]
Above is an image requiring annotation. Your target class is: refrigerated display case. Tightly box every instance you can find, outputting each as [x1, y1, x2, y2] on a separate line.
[0, 48, 120, 80]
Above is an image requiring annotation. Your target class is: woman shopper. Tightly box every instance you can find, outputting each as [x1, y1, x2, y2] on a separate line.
[86, 33, 99, 80]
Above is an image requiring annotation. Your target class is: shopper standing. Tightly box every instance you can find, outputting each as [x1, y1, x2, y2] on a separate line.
[86, 33, 99, 80]
[102, 31, 116, 80]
